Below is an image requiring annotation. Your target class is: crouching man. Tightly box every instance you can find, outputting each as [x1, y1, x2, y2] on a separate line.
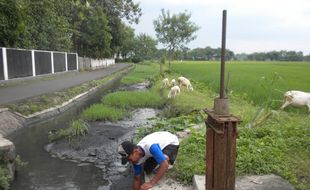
[118, 131, 179, 190]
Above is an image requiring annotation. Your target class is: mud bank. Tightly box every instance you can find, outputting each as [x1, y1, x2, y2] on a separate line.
[45, 108, 159, 189]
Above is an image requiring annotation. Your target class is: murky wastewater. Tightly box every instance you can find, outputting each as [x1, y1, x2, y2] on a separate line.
[8, 81, 158, 190]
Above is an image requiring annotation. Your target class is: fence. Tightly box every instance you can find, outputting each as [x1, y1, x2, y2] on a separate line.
[0, 47, 78, 81]
[78, 57, 115, 70]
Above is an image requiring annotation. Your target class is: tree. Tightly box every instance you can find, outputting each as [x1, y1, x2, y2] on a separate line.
[132, 33, 157, 61]
[95, 0, 142, 55]
[153, 9, 199, 68]
[0, 0, 24, 47]
[118, 24, 135, 59]
[16, 0, 72, 51]
[80, 6, 112, 58]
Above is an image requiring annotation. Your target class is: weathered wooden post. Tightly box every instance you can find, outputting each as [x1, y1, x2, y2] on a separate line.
[205, 10, 240, 190]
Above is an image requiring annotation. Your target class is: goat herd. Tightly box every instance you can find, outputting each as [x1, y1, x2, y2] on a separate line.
[161, 76, 193, 99]
[161, 77, 310, 113]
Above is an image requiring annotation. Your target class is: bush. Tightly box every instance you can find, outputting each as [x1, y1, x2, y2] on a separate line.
[132, 56, 142, 63]
[0, 166, 9, 190]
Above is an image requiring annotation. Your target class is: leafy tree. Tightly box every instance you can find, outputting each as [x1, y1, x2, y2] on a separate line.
[304, 54, 310, 61]
[94, 0, 141, 55]
[79, 6, 112, 58]
[95, 0, 142, 24]
[132, 33, 157, 61]
[16, 0, 71, 51]
[118, 24, 135, 59]
[153, 9, 199, 68]
[0, 0, 25, 47]
[0, 0, 142, 59]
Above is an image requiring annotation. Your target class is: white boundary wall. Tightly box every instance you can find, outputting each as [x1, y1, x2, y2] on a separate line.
[1, 47, 78, 81]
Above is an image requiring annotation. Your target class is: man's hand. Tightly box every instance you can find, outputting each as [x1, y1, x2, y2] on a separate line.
[139, 182, 154, 190]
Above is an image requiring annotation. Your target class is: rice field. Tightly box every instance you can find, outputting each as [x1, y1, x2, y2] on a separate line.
[172, 61, 310, 112]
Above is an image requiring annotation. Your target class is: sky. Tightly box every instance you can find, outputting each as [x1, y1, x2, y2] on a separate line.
[131, 0, 310, 55]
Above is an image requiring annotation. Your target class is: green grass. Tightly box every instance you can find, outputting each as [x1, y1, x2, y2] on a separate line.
[48, 119, 89, 142]
[81, 104, 126, 122]
[130, 61, 310, 190]
[41, 61, 308, 189]
[171, 61, 310, 111]
[121, 63, 160, 85]
[101, 90, 164, 109]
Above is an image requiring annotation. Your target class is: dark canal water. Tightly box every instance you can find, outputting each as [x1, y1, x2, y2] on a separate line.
[7, 81, 156, 190]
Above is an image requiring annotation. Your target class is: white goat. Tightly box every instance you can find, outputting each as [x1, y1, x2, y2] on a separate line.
[280, 90, 310, 113]
[178, 76, 193, 91]
[170, 79, 176, 87]
[161, 78, 169, 89]
[168, 86, 181, 99]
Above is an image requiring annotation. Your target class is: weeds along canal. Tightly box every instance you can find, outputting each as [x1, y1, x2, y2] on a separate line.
[8, 79, 157, 189]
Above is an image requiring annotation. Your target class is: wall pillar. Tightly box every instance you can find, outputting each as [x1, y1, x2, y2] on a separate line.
[2, 48, 8, 80]
[31, 50, 36, 77]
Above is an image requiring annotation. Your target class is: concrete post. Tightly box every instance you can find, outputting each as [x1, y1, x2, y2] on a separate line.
[2, 48, 8, 80]
[65, 52, 68, 72]
[76, 53, 79, 71]
[31, 50, 36, 77]
[51, 52, 54, 74]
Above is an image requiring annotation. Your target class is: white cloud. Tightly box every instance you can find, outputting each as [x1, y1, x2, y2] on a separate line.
[133, 0, 310, 54]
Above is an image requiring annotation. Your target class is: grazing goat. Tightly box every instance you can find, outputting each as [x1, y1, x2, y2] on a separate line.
[170, 79, 176, 87]
[178, 76, 193, 91]
[168, 86, 181, 99]
[161, 78, 169, 89]
[280, 90, 310, 113]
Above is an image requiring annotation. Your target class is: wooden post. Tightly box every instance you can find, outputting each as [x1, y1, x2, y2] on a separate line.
[205, 110, 240, 190]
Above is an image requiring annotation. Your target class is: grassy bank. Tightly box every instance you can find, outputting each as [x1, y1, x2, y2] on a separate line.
[165, 61, 310, 190]
[4, 67, 133, 116]
[51, 61, 309, 190]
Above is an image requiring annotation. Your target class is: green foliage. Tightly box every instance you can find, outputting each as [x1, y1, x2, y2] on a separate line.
[237, 127, 288, 174]
[79, 6, 112, 58]
[15, 155, 28, 168]
[185, 46, 235, 61]
[17, 0, 72, 51]
[49, 119, 88, 142]
[132, 33, 158, 61]
[119, 24, 135, 58]
[102, 90, 164, 109]
[1, 0, 142, 57]
[0, 0, 24, 47]
[135, 111, 204, 142]
[169, 130, 205, 184]
[70, 0, 141, 58]
[81, 104, 126, 122]
[136, 61, 309, 189]
[0, 166, 9, 190]
[153, 9, 199, 65]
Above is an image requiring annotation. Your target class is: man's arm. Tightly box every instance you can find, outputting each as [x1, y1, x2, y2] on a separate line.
[133, 175, 142, 190]
[140, 144, 170, 190]
[140, 159, 169, 190]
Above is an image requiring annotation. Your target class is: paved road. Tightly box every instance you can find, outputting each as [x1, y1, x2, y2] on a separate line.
[0, 63, 130, 105]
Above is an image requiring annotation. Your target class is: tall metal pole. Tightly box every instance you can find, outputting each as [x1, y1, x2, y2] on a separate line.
[220, 10, 227, 99]
[205, 10, 240, 190]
